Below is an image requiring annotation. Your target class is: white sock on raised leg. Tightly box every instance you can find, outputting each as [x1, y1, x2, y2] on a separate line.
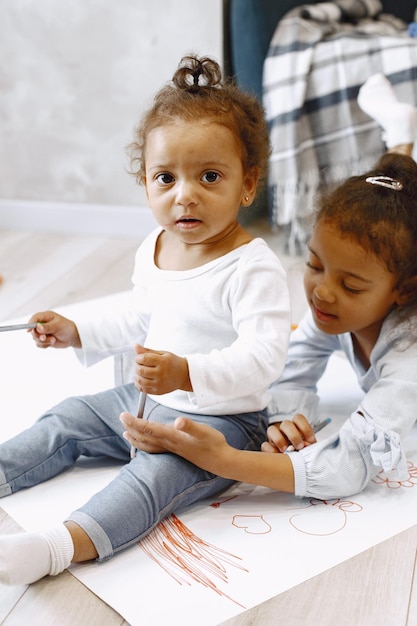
[358, 73, 417, 148]
[0, 524, 74, 585]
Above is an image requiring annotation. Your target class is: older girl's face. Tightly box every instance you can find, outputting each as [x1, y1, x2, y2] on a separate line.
[304, 220, 401, 347]
[142, 119, 257, 246]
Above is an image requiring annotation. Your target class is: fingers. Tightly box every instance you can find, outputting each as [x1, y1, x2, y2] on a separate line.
[173, 416, 190, 432]
[28, 311, 57, 346]
[119, 413, 204, 456]
[27, 312, 79, 349]
[31, 326, 57, 348]
[134, 348, 161, 392]
[28, 311, 54, 331]
[279, 420, 304, 449]
[261, 440, 280, 454]
[135, 344, 163, 359]
[266, 416, 314, 453]
[119, 412, 174, 454]
[266, 423, 290, 452]
[266, 412, 318, 453]
[293, 413, 316, 444]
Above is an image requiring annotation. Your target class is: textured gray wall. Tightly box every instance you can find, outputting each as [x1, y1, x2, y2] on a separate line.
[0, 1, 222, 209]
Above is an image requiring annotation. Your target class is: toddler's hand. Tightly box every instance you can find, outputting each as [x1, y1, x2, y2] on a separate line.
[29, 311, 81, 349]
[134, 344, 192, 394]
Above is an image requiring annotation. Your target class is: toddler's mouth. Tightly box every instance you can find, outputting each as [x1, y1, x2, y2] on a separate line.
[176, 217, 202, 226]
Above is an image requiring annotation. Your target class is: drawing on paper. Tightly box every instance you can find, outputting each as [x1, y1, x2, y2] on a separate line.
[210, 494, 238, 508]
[212, 492, 363, 537]
[138, 513, 248, 608]
[137, 490, 366, 606]
[372, 461, 417, 489]
[287, 498, 363, 536]
[232, 514, 272, 535]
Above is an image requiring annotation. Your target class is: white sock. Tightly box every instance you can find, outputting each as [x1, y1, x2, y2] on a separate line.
[0, 524, 74, 585]
[358, 73, 417, 147]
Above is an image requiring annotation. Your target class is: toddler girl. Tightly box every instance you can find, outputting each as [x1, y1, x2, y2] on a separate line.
[0, 55, 291, 585]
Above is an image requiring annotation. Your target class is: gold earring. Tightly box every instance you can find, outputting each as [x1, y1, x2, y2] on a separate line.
[244, 196, 249, 202]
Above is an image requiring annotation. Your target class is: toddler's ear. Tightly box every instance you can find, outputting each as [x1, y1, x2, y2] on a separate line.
[242, 166, 260, 204]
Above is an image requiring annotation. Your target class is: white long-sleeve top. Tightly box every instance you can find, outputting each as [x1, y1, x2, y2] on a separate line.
[75, 228, 291, 415]
[268, 308, 417, 498]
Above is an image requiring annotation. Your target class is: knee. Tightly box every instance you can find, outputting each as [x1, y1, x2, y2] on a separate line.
[39, 395, 91, 423]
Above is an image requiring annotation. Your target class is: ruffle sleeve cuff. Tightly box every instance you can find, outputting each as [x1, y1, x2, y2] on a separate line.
[350, 411, 408, 481]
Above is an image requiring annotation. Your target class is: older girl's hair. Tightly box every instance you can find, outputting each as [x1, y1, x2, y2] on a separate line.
[127, 54, 270, 191]
[316, 152, 417, 309]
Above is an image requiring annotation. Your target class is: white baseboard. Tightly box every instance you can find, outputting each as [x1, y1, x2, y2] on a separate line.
[0, 199, 157, 239]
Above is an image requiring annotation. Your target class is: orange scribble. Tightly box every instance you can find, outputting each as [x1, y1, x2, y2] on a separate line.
[372, 461, 417, 489]
[210, 495, 238, 508]
[232, 514, 272, 535]
[288, 498, 362, 536]
[138, 513, 248, 608]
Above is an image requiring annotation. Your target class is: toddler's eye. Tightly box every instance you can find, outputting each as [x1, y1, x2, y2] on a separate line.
[202, 171, 220, 183]
[156, 172, 174, 185]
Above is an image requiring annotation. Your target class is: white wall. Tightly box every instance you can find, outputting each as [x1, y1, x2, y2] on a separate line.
[0, 0, 223, 237]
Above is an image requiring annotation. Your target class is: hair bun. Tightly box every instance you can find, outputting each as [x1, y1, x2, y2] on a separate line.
[173, 55, 222, 91]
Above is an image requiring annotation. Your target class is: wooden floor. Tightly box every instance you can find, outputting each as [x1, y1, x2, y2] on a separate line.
[0, 230, 139, 322]
[0, 225, 416, 626]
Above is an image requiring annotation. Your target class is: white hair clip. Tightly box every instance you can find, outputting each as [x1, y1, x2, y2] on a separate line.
[365, 176, 403, 190]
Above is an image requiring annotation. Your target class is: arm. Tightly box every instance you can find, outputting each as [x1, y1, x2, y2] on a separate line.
[120, 413, 295, 493]
[267, 309, 340, 423]
[344, 316, 417, 482]
[185, 242, 291, 409]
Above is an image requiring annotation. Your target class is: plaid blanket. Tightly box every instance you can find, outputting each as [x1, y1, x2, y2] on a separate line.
[263, 0, 417, 253]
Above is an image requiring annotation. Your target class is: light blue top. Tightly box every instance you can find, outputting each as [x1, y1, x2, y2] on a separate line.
[268, 308, 417, 499]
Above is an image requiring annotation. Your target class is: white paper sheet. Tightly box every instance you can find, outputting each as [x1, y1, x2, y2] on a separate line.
[1, 297, 417, 626]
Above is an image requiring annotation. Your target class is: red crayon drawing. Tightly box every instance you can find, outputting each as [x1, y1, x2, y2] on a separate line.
[232, 514, 272, 535]
[372, 461, 417, 489]
[287, 498, 363, 536]
[138, 513, 248, 607]
[138, 459, 417, 608]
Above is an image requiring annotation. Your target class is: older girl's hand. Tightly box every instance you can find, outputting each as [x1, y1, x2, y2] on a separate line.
[120, 412, 229, 473]
[261, 413, 316, 453]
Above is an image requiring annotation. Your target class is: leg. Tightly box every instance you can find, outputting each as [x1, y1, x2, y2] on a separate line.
[66, 521, 98, 561]
[0, 400, 267, 583]
[0, 384, 137, 496]
[0, 384, 139, 583]
[358, 74, 417, 153]
[67, 400, 267, 559]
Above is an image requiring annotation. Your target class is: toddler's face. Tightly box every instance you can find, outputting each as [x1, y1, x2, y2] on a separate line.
[142, 119, 256, 246]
